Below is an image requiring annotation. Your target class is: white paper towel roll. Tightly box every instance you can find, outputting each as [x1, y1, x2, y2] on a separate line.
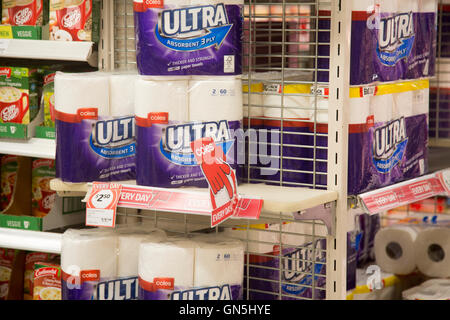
[188, 77, 243, 121]
[192, 234, 244, 287]
[139, 238, 196, 287]
[54, 72, 110, 116]
[61, 228, 118, 279]
[415, 227, 450, 278]
[117, 228, 167, 278]
[374, 226, 419, 275]
[109, 72, 138, 116]
[134, 77, 189, 122]
[372, 94, 394, 123]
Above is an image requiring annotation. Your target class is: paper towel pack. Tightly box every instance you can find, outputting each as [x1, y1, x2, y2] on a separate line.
[55, 72, 137, 183]
[138, 235, 244, 300]
[317, 0, 437, 84]
[403, 279, 450, 300]
[134, 0, 243, 76]
[61, 228, 118, 300]
[135, 76, 243, 189]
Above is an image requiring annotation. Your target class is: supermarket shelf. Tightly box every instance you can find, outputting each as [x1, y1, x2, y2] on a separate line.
[0, 39, 97, 66]
[358, 168, 450, 215]
[50, 178, 338, 216]
[0, 138, 55, 159]
[0, 227, 62, 254]
[429, 138, 450, 148]
[429, 147, 450, 172]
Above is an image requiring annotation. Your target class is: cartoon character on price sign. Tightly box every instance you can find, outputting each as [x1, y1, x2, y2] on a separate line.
[190, 137, 238, 227]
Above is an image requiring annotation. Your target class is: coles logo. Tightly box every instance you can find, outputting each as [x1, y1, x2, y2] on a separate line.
[1, 105, 19, 122]
[194, 142, 214, 157]
[13, 8, 33, 25]
[62, 8, 81, 28]
[80, 269, 100, 282]
[154, 277, 174, 290]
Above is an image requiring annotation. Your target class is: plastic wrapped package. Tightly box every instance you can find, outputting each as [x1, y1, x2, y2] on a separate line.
[138, 234, 244, 300]
[403, 279, 450, 300]
[135, 75, 243, 190]
[133, 0, 243, 76]
[55, 71, 138, 183]
[317, 0, 437, 85]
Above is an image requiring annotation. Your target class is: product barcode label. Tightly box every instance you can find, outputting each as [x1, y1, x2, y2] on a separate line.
[224, 55, 235, 73]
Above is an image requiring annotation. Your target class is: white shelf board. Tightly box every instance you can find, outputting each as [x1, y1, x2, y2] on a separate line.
[0, 39, 97, 66]
[0, 228, 62, 254]
[0, 137, 55, 159]
[50, 179, 338, 215]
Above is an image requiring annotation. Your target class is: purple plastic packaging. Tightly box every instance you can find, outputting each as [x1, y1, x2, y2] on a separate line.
[134, 1, 243, 76]
[136, 119, 241, 188]
[318, 10, 436, 85]
[55, 116, 136, 183]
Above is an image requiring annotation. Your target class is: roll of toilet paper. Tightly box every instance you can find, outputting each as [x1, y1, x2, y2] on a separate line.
[415, 227, 450, 278]
[54, 72, 110, 116]
[374, 226, 419, 275]
[222, 224, 282, 254]
[372, 94, 394, 123]
[139, 238, 196, 288]
[117, 228, 167, 278]
[192, 235, 244, 288]
[262, 84, 312, 119]
[412, 86, 429, 115]
[188, 77, 243, 122]
[110, 72, 138, 116]
[61, 228, 118, 279]
[243, 82, 264, 118]
[134, 77, 189, 122]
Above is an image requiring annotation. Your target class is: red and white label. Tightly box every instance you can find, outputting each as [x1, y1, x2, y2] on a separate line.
[134, 0, 164, 11]
[360, 170, 450, 214]
[55, 108, 98, 123]
[135, 112, 169, 127]
[0, 68, 11, 78]
[86, 182, 122, 228]
[80, 270, 100, 283]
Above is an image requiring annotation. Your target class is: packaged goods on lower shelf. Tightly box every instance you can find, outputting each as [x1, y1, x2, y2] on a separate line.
[0, 248, 15, 300]
[24, 251, 59, 300]
[403, 279, 450, 300]
[33, 261, 61, 300]
[31, 158, 56, 218]
[0, 66, 41, 125]
[242, 77, 429, 195]
[60, 227, 244, 300]
[0, 155, 18, 211]
[375, 225, 450, 278]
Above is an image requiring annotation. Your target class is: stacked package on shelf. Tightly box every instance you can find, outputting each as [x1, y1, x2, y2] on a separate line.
[60, 227, 244, 300]
[54, 71, 138, 183]
[31, 158, 56, 217]
[1, 0, 48, 40]
[132, 0, 245, 195]
[23, 251, 59, 300]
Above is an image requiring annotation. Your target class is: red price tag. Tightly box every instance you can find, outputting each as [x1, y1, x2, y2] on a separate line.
[86, 182, 122, 228]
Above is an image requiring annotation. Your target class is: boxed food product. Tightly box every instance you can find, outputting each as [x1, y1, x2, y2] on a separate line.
[23, 251, 59, 300]
[49, 0, 100, 42]
[1, 0, 49, 39]
[31, 158, 56, 217]
[0, 248, 15, 300]
[0, 66, 41, 125]
[33, 261, 61, 300]
[0, 155, 18, 211]
[42, 72, 55, 128]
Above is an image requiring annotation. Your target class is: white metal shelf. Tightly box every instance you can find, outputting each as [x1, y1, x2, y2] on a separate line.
[0, 39, 97, 66]
[0, 228, 62, 254]
[0, 137, 55, 159]
[50, 178, 338, 216]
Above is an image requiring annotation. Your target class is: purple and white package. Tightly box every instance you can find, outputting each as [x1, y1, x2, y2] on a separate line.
[133, 0, 243, 76]
[135, 76, 243, 188]
[138, 236, 244, 300]
[54, 72, 137, 183]
[317, 1, 437, 85]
